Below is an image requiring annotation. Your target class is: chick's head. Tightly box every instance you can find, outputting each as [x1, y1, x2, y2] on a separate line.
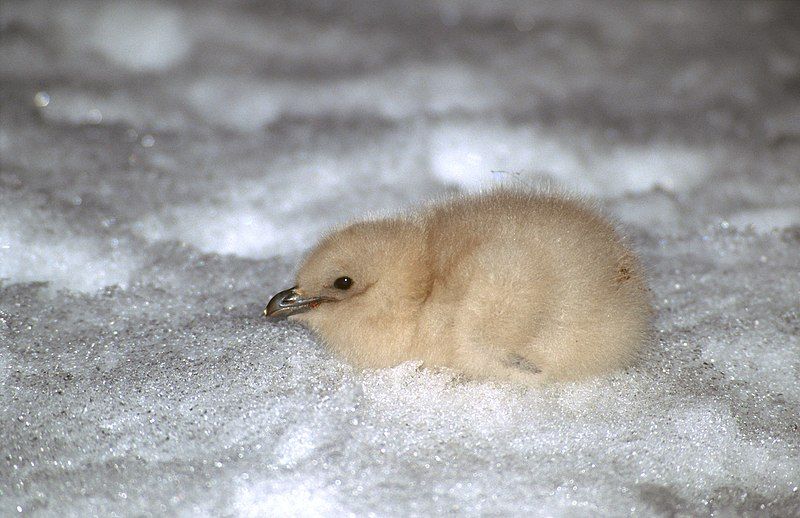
[265, 218, 428, 325]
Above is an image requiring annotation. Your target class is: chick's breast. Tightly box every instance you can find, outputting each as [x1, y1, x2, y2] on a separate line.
[414, 191, 651, 383]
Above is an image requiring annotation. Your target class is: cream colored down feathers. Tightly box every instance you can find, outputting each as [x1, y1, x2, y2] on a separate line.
[267, 190, 652, 384]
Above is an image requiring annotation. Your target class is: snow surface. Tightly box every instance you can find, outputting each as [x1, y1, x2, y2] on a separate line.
[1, 0, 799, 516]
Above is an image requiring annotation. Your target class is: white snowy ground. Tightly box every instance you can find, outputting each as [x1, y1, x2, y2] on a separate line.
[1, 0, 799, 516]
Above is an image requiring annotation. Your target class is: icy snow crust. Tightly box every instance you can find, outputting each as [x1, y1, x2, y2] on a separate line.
[1, 0, 799, 515]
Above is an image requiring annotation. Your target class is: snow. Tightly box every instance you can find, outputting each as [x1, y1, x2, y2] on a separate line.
[89, 1, 192, 72]
[185, 63, 506, 131]
[0, 189, 140, 292]
[428, 121, 720, 195]
[1, 0, 799, 516]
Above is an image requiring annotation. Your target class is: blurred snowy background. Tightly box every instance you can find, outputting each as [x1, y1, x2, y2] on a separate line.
[1, 0, 799, 516]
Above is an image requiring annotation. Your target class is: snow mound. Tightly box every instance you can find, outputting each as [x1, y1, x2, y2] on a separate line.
[429, 122, 719, 196]
[89, 1, 192, 71]
[0, 191, 139, 292]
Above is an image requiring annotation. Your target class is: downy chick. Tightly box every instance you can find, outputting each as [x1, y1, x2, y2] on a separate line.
[265, 189, 651, 385]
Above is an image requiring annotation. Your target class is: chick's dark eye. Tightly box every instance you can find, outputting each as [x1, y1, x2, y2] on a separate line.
[333, 276, 353, 290]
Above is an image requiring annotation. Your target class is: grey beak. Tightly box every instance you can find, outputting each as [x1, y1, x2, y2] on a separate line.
[264, 287, 333, 318]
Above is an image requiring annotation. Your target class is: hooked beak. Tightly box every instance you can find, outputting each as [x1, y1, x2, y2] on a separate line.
[264, 286, 334, 318]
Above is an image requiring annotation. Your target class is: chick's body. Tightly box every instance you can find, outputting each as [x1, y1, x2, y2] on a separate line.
[269, 190, 651, 384]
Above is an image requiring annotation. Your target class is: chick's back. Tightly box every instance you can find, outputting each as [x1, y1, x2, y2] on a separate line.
[416, 190, 651, 382]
